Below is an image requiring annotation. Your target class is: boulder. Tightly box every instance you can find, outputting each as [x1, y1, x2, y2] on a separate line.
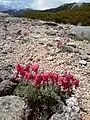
[0, 80, 16, 96]
[0, 96, 27, 120]
[80, 55, 89, 61]
[69, 26, 90, 39]
[0, 64, 13, 80]
[49, 97, 80, 120]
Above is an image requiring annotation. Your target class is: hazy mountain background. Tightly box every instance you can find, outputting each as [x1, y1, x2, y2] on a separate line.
[1, 2, 90, 25]
[2, 2, 90, 15]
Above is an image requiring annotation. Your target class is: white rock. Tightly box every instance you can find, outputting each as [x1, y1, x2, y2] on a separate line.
[49, 97, 80, 120]
[46, 56, 54, 61]
[0, 96, 27, 120]
[79, 60, 87, 65]
[67, 42, 76, 48]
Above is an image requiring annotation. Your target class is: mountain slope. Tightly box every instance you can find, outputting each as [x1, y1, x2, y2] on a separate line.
[14, 2, 90, 26]
[43, 2, 90, 12]
[2, 2, 90, 25]
[2, 2, 90, 15]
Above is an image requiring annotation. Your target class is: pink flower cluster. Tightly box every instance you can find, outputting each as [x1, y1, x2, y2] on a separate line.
[57, 39, 70, 48]
[14, 64, 79, 91]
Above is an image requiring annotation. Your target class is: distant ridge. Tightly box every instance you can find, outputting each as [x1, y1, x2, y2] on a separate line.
[42, 2, 90, 12]
[0, 12, 9, 17]
[2, 2, 90, 15]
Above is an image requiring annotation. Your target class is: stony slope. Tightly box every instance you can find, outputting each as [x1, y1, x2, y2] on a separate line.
[0, 16, 90, 120]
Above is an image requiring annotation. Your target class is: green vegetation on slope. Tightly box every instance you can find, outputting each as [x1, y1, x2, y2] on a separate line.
[16, 4, 90, 26]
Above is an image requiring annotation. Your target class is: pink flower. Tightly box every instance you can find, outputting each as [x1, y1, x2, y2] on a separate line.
[16, 64, 24, 72]
[48, 72, 54, 85]
[34, 74, 42, 87]
[16, 64, 30, 79]
[28, 74, 33, 79]
[25, 72, 29, 82]
[49, 72, 53, 79]
[25, 72, 33, 81]
[19, 70, 25, 77]
[14, 64, 79, 90]
[57, 41, 66, 47]
[42, 73, 49, 84]
[62, 79, 69, 90]
[58, 76, 63, 85]
[73, 79, 79, 88]
[31, 64, 39, 73]
[52, 73, 58, 83]
[61, 72, 79, 90]
[24, 65, 30, 72]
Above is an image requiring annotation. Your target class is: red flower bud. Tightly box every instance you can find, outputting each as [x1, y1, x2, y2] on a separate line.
[20, 70, 25, 77]
[73, 80, 79, 88]
[31, 64, 39, 73]
[42, 73, 49, 84]
[48, 72, 54, 85]
[28, 74, 33, 79]
[58, 76, 63, 85]
[34, 74, 42, 87]
[24, 65, 30, 72]
[16, 64, 24, 72]
[49, 72, 53, 79]
[25, 72, 33, 81]
[52, 73, 58, 83]
[25, 72, 29, 79]
[62, 79, 69, 89]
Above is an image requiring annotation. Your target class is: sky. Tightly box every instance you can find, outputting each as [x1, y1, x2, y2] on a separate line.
[0, 0, 90, 10]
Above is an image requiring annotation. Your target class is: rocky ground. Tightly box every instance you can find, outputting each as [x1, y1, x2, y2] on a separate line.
[0, 14, 90, 120]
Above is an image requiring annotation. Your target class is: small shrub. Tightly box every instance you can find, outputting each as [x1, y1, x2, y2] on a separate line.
[61, 46, 73, 53]
[56, 40, 73, 53]
[14, 82, 63, 120]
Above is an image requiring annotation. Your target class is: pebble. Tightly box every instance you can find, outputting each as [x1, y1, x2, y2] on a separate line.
[46, 56, 54, 61]
[79, 60, 87, 65]
[80, 55, 89, 61]
[67, 42, 76, 48]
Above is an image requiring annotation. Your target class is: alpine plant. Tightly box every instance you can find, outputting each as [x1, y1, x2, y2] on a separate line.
[12, 64, 79, 92]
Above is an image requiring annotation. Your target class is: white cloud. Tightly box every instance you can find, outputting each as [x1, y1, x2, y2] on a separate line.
[30, 0, 64, 10]
[0, 0, 89, 10]
[0, 0, 11, 6]
[0, 0, 30, 9]
[30, 0, 90, 10]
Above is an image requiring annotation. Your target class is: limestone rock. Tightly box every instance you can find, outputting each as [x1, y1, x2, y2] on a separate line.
[80, 55, 89, 61]
[67, 42, 76, 48]
[69, 26, 90, 40]
[49, 97, 80, 120]
[46, 56, 54, 61]
[0, 80, 16, 96]
[86, 50, 90, 55]
[0, 96, 27, 120]
[79, 60, 87, 65]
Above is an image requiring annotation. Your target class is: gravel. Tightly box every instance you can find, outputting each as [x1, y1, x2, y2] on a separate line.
[0, 16, 90, 120]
